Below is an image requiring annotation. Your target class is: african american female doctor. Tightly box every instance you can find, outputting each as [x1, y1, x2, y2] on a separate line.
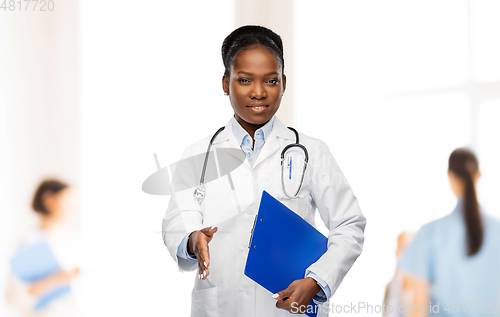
[162, 25, 366, 316]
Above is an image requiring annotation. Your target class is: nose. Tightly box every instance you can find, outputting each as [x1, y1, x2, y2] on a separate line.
[250, 82, 267, 99]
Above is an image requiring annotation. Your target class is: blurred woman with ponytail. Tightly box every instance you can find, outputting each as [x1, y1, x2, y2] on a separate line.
[399, 148, 500, 317]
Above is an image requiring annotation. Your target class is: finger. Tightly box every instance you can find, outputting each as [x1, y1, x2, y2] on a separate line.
[197, 258, 204, 279]
[196, 249, 210, 280]
[201, 267, 210, 280]
[275, 297, 293, 311]
[200, 245, 210, 268]
[195, 249, 209, 274]
[205, 226, 218, 238]
[197, 236, 210, 264]
[273, 287, 292, 301]
[201, 226, 213, 235]
[197, 247, 209, 280]
[195, 244, 207, 277]
[290, 302, 308, 315]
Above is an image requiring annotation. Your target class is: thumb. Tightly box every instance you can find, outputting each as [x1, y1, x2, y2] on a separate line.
[272, 287, 293, 301]
[203, 226, 218, 238]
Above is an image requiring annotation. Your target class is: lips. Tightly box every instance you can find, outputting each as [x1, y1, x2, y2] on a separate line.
[246, 105, 269, 109]
[246, 104, 269, 114]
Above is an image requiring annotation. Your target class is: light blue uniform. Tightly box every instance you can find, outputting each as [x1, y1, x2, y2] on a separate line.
[399, 200, 500, 316]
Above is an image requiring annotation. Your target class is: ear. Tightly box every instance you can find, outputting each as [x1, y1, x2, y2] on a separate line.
[282, 74, 287, 93]
[222, 75, 229, 94]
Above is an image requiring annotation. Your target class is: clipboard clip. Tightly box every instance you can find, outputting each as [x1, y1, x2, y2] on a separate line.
[248, 214, 258, 249]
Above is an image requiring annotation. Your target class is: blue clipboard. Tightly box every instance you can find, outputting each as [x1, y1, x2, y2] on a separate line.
[10, 236, 71, 311]
[244, 190, 328, 316]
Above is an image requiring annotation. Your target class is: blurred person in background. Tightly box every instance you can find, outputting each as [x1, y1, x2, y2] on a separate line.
[5, 179, 81, 317]
[383, 231, 414, 317]
[399, 148, 500, 317]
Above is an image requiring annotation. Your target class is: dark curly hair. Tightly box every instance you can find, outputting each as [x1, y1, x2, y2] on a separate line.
[221, 25, 284, 78]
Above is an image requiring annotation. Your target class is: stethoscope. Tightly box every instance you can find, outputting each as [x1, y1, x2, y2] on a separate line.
[193, 126, 309, 204]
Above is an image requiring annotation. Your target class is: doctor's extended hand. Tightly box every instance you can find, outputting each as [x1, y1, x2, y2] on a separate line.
[273, 277, 321, 314]
[187, 226, 218, 280]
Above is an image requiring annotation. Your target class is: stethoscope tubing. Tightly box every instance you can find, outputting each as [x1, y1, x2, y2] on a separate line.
[195, 125, 309, 202]
[200, 126, 225, 185]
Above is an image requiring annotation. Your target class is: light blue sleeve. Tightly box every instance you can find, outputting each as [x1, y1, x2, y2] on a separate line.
[176, 232, 198, 264]
[399, 224, 433, 281]
[305, 270, 331, 303]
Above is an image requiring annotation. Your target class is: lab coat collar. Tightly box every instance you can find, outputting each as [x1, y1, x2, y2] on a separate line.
[211, 117, 249, 167]
[212, 115, 296, 169]
[212, 115, 295, 145]
[269, 116, 296, 141]
[252, 117, 291, 169]
[211, 117, 235, 145]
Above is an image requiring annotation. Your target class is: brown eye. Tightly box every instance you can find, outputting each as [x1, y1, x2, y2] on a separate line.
[267, 79, 278, 84]
[237, 78, 250, 84]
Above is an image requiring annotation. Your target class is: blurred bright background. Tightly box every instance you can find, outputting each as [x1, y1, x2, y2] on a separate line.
[1, 0, 499, 316]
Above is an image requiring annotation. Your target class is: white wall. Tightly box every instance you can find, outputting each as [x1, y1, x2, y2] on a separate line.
[79, 1, 234, 315]
[293, 0, 500, 312]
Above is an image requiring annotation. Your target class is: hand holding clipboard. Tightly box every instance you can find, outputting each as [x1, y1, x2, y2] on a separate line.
[245, 191, 328, 316]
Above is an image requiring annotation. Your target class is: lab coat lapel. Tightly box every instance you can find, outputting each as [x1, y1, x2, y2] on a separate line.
[212, 118, 251, 169]
[253, 117, 295, 169]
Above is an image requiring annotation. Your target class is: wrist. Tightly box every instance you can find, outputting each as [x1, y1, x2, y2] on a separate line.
[187, 231, 196, 257]
[305, 277, 321, 293]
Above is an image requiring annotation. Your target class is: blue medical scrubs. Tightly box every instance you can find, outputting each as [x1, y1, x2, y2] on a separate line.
[399, 200, 500, 316]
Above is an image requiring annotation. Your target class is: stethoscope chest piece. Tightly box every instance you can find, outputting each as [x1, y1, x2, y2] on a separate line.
[193, 184, 206, 204]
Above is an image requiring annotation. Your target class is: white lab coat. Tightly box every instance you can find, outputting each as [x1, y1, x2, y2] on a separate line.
[162, 116, 366, 317]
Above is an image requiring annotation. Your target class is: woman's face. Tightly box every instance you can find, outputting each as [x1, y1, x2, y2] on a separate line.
[42, 188, 74, 221]
[222, 44, 286, 130]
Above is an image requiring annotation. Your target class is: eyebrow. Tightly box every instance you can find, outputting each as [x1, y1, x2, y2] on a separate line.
[237, 71, 279, 76]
